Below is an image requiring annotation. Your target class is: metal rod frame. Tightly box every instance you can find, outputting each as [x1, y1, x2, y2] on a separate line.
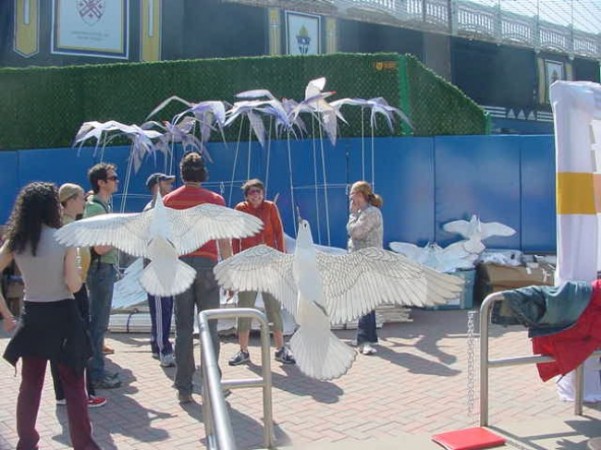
[198, 308, 275, 449]
[479, 291, 601, 426]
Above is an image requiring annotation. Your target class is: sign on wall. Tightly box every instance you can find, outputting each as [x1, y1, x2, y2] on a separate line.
[538, 56, 568, 104]
[285, 11, 320, 55]
[51, 0, 129, 59]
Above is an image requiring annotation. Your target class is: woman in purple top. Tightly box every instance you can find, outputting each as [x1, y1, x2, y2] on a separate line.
[0, 182, 100, 450]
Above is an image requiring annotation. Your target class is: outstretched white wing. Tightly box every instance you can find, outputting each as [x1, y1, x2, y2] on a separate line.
[480, 221, 516, 240]
[442, 219, 471, 238]
[317, 248, 464, 324]
[54, 212, 152, 257]
[213, 245, 298, 315]
[168, 204, 263, 255]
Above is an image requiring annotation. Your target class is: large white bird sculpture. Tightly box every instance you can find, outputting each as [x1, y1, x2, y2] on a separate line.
[443, 214, 516, 254]
[55, 193, 263, 297]
[214, 220, 464, 380]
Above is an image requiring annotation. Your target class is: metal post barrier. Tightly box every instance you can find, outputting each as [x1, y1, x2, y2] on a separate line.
[198, 307, 275, 450]
[479, 292, 601, 426]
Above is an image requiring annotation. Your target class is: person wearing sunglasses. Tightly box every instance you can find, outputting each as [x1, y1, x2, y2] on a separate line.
[48, 183, 107, 408]
[228, 179, 296, 366]
[83, 163, 122, 390]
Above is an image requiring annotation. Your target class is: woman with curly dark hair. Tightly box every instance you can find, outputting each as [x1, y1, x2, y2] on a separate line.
[0, 182, 100, 450]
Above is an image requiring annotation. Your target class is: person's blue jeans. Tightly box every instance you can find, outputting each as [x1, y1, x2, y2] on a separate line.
[174, 256, 220, 395]
[86, 262, 117, 382]
[356, 310, 378, 345]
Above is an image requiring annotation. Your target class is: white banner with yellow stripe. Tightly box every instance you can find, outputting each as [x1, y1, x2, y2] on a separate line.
[551, 80, 601, 402]
[552, 81, 601, 285]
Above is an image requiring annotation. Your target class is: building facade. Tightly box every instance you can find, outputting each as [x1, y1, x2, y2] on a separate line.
[2, 0, 600, 133]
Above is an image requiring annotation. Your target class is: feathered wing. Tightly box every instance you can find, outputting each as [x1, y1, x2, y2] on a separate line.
[54, 212, 152, 257]
[442, 219, 471, 238]
[317, 248, 465, 325]
[213, 245, 298, 315]
[167, 204, 264, 255]
[480, 221, 516, 240]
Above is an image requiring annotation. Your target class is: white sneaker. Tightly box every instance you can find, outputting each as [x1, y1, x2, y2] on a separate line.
[361, 343, 377, 355]
[160, 353, 175, 367]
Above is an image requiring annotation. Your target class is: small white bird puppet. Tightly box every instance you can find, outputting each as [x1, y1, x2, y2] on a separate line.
[55, 193, 263, 297]
[389, 241, 478, 273]
[443, 214, 516, 254]
[214, 220, 464, 380]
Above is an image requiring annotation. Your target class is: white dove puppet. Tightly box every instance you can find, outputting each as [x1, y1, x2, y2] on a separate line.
[55, 192, 263, 296]
[443, 214, 516, 254]
[214, 220, 464, 380]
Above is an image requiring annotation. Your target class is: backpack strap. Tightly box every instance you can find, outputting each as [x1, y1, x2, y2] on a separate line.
[88, 197, 110, 268]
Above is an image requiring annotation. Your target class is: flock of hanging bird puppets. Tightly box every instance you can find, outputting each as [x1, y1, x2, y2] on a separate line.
[73, 77, 412, 172]
[56, 77, 498, 381]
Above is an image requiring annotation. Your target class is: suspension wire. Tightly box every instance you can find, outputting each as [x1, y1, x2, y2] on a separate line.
[265, 118, 273, 196]
[311, 115, 323, 245]
[318, 118, 332, 247]
[227, 122, 244, 207]
[247, 120, 252, 180]
[371, 121, 376, 189]
[120, 148, 135, 213]
[286, 131, 298, 236]
[361, 107, 366, 181]
[168, 139, 175, 176]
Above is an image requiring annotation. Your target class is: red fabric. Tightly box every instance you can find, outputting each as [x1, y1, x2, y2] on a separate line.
[532, 279, 601, 381]
[431, 427, 506, 450]
[163, 185, 225, 260]
[231, 200, 284, 254]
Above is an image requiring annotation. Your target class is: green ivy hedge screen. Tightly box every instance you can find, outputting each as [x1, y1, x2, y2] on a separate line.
[0, 53, 488, 150]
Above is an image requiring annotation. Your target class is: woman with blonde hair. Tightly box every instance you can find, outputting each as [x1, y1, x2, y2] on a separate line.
[347, 181, 384, 355]
[49, 183, 107, 408]
[1, 182, 99, 449]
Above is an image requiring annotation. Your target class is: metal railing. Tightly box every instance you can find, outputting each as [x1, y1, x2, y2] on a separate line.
[227, 0, 601, 59]
[198, 308, 275, 450]
[479, 291, 601, 426]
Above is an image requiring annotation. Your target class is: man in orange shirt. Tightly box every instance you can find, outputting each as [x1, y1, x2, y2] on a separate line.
[163, 152, 233, 404]
[228, 179, 295, 366]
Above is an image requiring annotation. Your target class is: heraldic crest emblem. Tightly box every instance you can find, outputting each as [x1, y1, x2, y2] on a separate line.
[77, 0, 106, 25]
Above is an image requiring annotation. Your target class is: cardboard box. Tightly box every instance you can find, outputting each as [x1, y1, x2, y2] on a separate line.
[474, 262, 554, 304]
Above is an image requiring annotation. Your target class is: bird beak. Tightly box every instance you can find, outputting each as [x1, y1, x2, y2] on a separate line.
[296, 205, 303, 225]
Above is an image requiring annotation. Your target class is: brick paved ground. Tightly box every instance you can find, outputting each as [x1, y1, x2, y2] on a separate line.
[0, 308, 599, 449]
